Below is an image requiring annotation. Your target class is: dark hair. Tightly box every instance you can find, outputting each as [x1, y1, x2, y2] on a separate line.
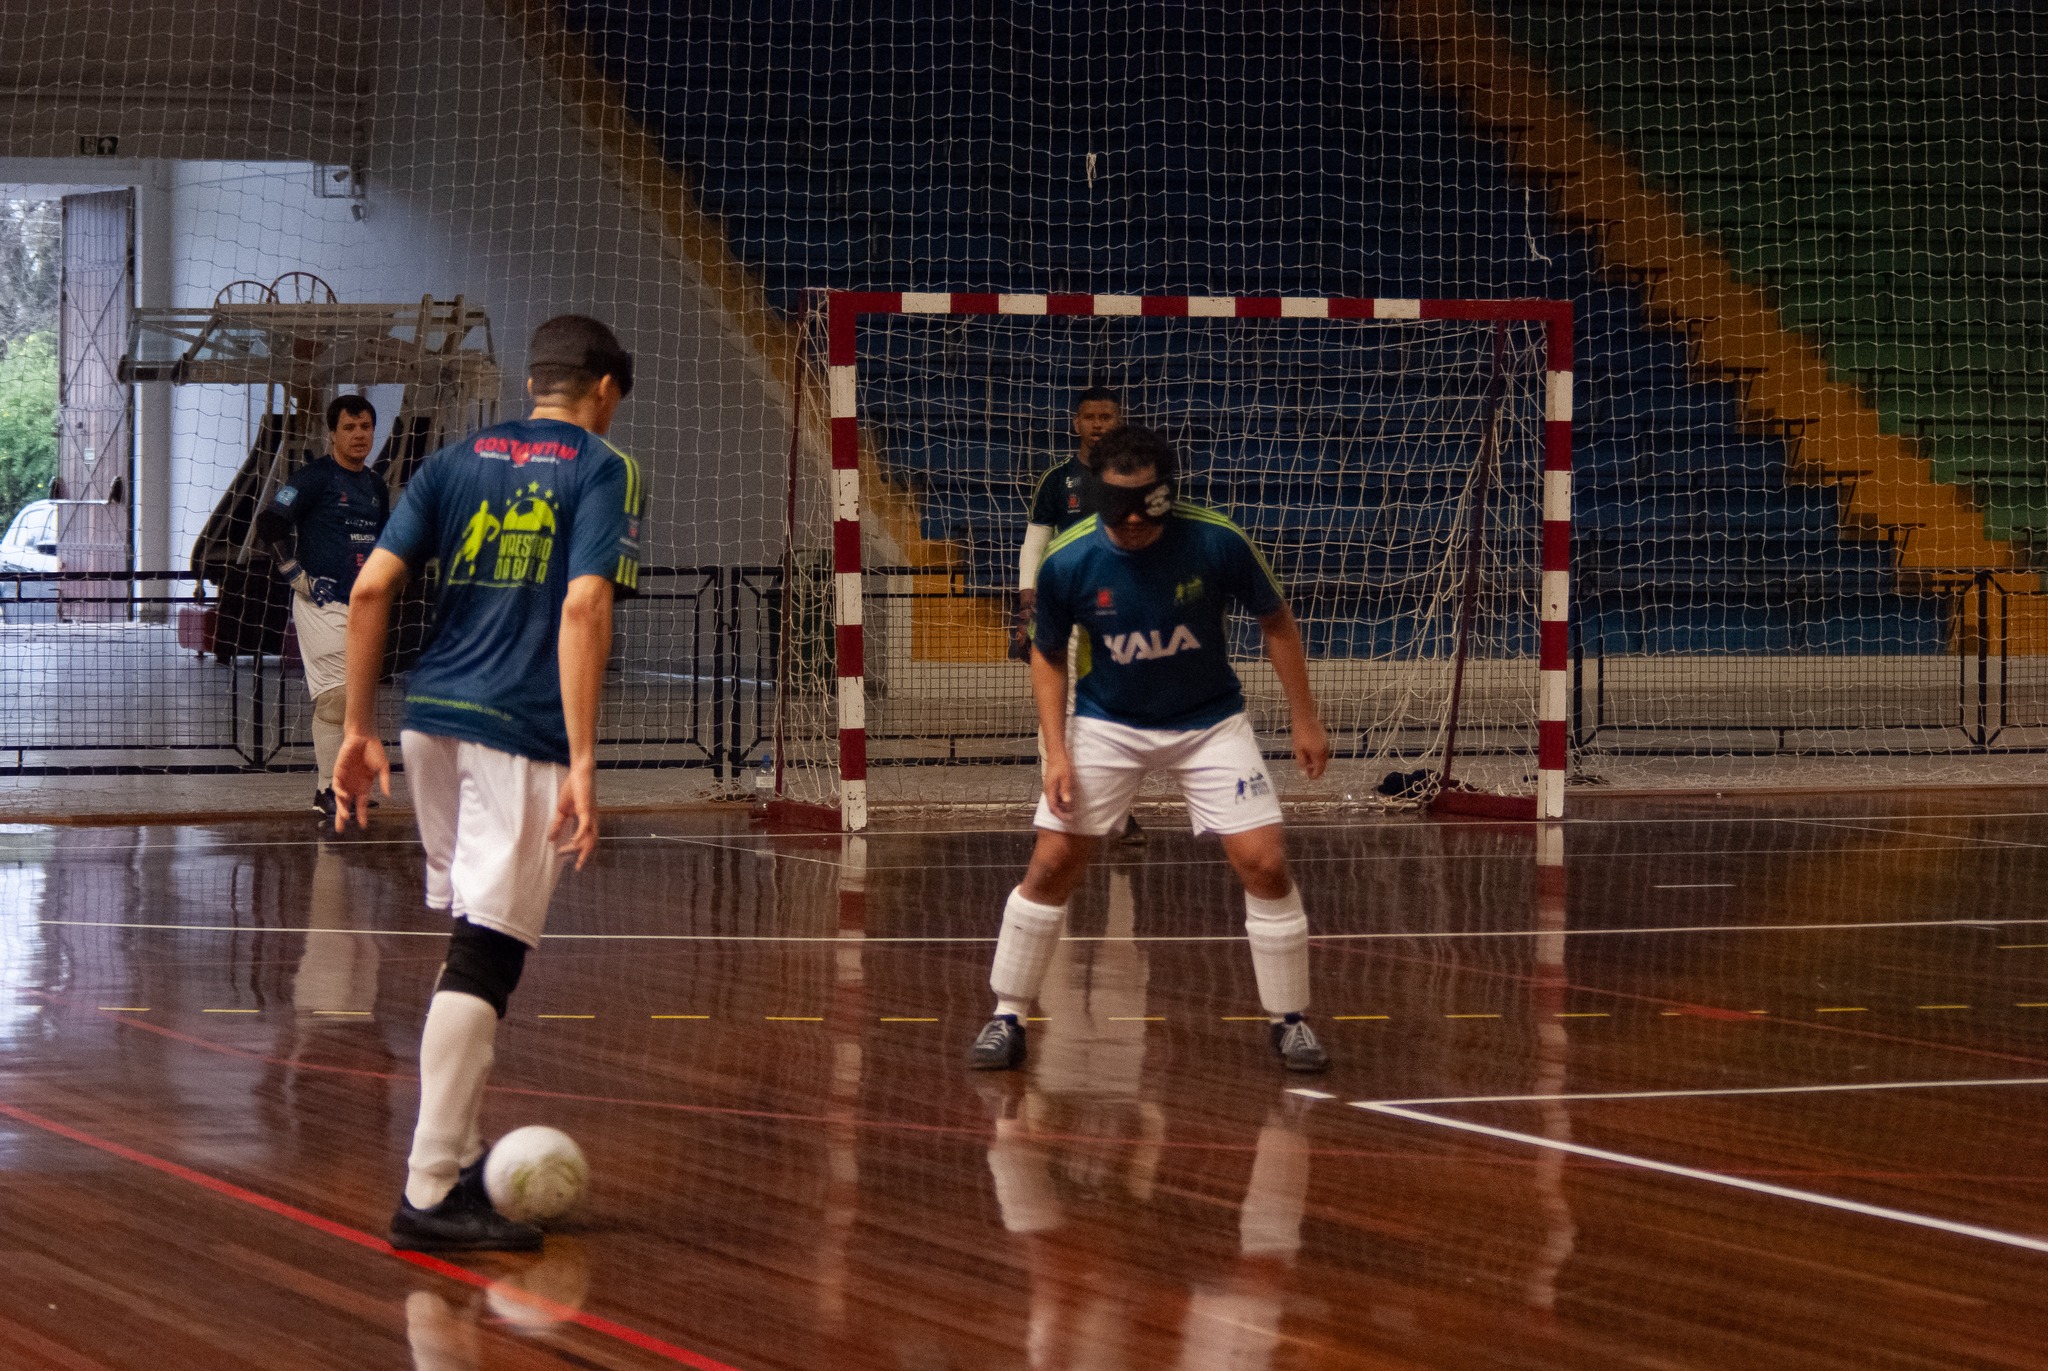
[1073, 385, 1120, 413]
[1092, 424, 1175, 482]
[326, 393, 376, 430]
[528, 314, 634, 399]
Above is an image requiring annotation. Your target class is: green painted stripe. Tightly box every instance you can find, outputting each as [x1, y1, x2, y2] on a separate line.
[1044, 515, 1099, 559]
[1176, 503, 1284, 598]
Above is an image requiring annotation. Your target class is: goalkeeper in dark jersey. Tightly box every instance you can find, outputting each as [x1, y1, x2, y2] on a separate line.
[1014, 386, 1144, 844]
[253, 395, 388, 821]
[970, 424, 1332, 1075]
[333, 315, 643, 1252]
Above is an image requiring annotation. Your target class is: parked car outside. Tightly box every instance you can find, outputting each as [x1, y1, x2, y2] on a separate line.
[0, 499, 60, 622]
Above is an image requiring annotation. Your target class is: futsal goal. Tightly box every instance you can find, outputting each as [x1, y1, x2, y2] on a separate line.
[772, 292, 1572, 831]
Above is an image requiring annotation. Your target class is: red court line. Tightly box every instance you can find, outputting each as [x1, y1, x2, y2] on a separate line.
[0, 1098, 743, 1371]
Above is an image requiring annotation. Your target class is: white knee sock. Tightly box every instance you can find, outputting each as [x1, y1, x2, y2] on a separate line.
[990, 887, 1067, 1018]
[1244, 885, 1310, 1018]
[312, 688, 345, 791]
[405, 990, 498, 1209]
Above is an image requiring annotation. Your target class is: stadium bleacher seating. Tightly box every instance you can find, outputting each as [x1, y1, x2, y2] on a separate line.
[562, 0, 1953, 655]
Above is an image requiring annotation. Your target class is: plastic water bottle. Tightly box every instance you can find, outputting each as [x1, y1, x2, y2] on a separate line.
[753, 751, 774, 794]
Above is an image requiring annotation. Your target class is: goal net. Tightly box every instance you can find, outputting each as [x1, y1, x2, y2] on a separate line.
[774, 292, 1570, 830]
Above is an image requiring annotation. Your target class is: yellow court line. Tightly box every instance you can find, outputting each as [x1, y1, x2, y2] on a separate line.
[313, 1010, 370, 1016]
[765, 1016, 823, 1022]
[1107, 1016, 1165, 1022]
[1815, 1007, 1870, 1013]
[1026, 1017, 1050, 1022]
[1221, 1016, 1269, 1021]
[1746, 1010, 1771, 1015]
[1916, 1004, 1971, 1010]
[879, 1017, 938, 1023]
[1445, 1013, 1501, 1020]
[202, 1008, 259, 1014]
[2019, 1002, 2048, 1008]
[1998, 944, 2048, 949]
[1555, 1012, 1610, 1018]
[1333, 1015, 1390, 1021]
[537, 1014, 596, 1020]
[1658, 1010, 1685, 1016]
[98, 1007, 149, 1012]
[650, 1014, 709, 1020]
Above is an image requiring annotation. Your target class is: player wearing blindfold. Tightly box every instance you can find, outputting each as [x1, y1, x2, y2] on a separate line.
[968, 424, 1333, 1075]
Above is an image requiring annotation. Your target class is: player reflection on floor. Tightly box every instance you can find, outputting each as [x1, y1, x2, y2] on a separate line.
[983, 869, 1312, 1370]
[402, 1239, 592, 1369]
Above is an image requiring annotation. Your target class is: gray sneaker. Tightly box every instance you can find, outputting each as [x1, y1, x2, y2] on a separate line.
[968, 1014, 1028, 1070]
[1269, 1014, 1330, 1073]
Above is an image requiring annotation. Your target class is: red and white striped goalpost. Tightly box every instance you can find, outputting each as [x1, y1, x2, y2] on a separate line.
[802, 291, 1572, 833]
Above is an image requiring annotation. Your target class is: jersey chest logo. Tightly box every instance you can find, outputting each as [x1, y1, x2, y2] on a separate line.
[1103, 625, 1201, 665]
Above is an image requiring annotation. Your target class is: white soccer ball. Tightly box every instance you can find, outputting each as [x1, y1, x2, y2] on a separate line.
[483, 1125, 588, 1223]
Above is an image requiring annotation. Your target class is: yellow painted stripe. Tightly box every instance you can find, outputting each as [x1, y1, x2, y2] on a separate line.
[1916, 1004, 1970, 1010]
[537, 1014, 595, 1020]
[2018, 1002, 2048, 1008]
[1333, 1015, 1390, 1021]
[879, 1017, 938, 1023]
[1107, 1016, 1164, 1022]
[1445, 1013, 1501, 1020]
[1815, 1006, 1869, 1013]
[650, 1014, 709, 1020]
[98, 1007, 149, 1012]
[203, 1008, 259, 1014]
[1221, 1016, 1269, 1021]
[313, 1010, 370, 1016]
[1554, 1012, 1609, 1018]
[766, 1016, 823, 1022]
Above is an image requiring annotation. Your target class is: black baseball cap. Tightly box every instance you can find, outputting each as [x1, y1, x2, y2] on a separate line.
[528, 314, 635, 397]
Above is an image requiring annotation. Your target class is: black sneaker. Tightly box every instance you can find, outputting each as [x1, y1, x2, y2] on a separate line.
[389, 1177, 542, 1253]
[1119, 814, 1146, 846]
[1269, 1014, 1330, 1074]
[968, 1014, 1028, 1071]
[313, 787, 336, 819]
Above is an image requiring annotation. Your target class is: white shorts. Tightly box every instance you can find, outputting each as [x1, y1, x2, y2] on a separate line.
[292, 595, 350, 700]
[1034, 713, 1284, 838]
[401, 730, 567, 947]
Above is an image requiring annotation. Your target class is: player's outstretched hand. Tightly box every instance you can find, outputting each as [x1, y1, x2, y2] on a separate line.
[549, 763, 599, 870]
[332, 734, 390, 833]
[1042, 751, 1077, 820]
[1293, 715, 1330, 782]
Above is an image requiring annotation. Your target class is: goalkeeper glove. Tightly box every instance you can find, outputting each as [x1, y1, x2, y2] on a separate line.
[275, 555, 314, 601]
[1007, 598, 1034, 662]
[307, 576, 342, 607]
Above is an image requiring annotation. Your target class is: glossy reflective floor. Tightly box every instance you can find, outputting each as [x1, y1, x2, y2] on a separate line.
[7, 791, 2048, 1368]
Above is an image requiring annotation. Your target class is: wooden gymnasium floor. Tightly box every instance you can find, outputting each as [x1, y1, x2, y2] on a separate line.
[5, 790, 2048, 1369]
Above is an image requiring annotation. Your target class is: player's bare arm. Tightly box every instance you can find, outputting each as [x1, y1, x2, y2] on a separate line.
[551, 573, 614, 869]
[333, 546, 409, 829]
[1030, 641, 1074, 817]
[1257, 603, 1328, 781]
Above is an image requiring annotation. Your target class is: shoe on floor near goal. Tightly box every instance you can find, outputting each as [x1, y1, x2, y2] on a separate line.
[390, 1177, 543, 1253]
[1119, 814, 1146, 846]
[1270, 1014, 1330, 1073]
[968, 1014, 1027, 1070]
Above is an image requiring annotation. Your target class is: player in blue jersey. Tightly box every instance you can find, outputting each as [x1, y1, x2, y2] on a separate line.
[1014, 386, 1146, 845]
[969, 424, 1333, 1074]
[332, 315, 644, 1251]
[252, 394, 388, 821]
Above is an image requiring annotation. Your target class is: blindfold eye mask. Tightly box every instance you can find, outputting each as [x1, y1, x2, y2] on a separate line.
[1084, 468, 1175, 525]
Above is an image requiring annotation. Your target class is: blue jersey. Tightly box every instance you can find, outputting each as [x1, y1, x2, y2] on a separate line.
[1033, 503, 1284, 731]
[376, 418, 644, 766]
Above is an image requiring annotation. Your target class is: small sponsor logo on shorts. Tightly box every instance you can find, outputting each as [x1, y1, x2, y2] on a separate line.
[1235, 771, 1271, 801]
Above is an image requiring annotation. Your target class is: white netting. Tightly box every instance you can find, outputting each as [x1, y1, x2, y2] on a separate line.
[778, 307, 1550, 819]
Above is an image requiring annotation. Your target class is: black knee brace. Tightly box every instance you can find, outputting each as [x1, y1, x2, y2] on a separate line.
[437, 917, 528, 1018]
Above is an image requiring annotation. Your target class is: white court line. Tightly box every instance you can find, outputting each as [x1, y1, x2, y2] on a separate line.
[34, 913, 2048, 943]
[1789, 817, 2048, 851]
[1363, 1074, 2048, 1108]
[1358, 1100, 2048, 1257]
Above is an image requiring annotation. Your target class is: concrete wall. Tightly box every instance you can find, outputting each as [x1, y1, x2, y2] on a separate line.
[8, 0, 790, 590]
